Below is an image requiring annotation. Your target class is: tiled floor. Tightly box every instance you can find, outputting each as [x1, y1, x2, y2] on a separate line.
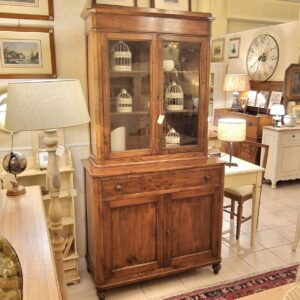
[68, 180, 300, 300]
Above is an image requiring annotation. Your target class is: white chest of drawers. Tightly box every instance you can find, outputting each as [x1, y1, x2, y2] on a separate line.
[262, 125, 300, 188]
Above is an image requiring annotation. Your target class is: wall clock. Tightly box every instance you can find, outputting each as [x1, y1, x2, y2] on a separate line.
[246, 34, 279, 81]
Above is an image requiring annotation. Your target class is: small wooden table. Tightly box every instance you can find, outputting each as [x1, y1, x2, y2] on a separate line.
[222, 154, 264, 246]
[0, 186, 62, 300]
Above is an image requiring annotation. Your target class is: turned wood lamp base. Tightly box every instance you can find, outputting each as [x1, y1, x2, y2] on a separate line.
[6, 183, 26, 196]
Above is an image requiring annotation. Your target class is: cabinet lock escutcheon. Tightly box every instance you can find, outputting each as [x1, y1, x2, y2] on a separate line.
[204, 175, 210, 181]
[115, 184, 122, 191]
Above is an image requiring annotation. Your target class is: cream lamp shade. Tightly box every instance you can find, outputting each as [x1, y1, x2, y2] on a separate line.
[270, 104, 285, 116]
[223, 74, 250, 92]
[218, 118, 246, 142]
[0, 93, 7, 132]
[5, 79, 90, 131]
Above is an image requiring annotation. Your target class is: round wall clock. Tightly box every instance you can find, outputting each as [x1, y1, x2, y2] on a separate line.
[246, 34, 279, 81]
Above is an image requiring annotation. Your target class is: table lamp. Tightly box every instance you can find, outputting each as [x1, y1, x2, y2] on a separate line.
[218, 118, 246, 167]
[223, 74, 250, 112]
[270, 104, 285, 127]
[5, 79, 90, 300]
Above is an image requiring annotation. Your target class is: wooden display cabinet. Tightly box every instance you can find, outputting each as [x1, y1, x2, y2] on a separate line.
[82, 4, 224, 299]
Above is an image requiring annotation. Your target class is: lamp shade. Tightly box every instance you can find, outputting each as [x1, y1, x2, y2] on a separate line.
[218, 118, 246, 142]
[270, 104, 285, 116]
[0, 93, 7, 132]
[5, 79, 90, 131]
[223, 74, 250, 92]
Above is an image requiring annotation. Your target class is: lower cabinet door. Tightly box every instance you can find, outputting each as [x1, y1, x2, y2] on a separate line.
[102, 195, 164, 281]
[165, 186, 222, 268]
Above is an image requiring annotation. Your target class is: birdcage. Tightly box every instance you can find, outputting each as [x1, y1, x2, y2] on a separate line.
[116, 89, 132, 112]
[165, 82, 184, 111]
[165, 128, 180, 148]
[111, 41, 132, 71]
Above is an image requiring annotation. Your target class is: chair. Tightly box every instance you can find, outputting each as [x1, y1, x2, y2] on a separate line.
[222, 140, 269, 239]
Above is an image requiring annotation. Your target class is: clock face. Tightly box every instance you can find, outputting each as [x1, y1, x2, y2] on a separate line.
[246, 34, 279, 81]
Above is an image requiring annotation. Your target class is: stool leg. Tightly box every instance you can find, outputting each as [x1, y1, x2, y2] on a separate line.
[236, 200, 243, 240]
[230, 199, 235, 220]
[292, 207, 300, 251]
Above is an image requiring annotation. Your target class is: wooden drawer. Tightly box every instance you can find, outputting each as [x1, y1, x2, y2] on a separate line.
[65, 268, 79, 283]
[102, 168, 221, 198]
[63, 258, 78, 271]
[280, 131, 300, 143]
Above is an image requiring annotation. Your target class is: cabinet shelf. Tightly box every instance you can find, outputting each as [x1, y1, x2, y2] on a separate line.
[164, 109, 197, 114]
[17, 165, 74, 178]
[42, 189, 77, 200]
[110, 111, 150, 116]
[110, 70, 150, 78]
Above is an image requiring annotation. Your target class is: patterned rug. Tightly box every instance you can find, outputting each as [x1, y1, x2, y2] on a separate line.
[165, 265, 298, 300]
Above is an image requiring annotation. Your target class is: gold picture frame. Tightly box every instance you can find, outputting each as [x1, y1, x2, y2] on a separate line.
[95, 0, 135, 6]
[228, 37, 240, 59]
[152, 0, 191, 11]
[0, 0, 53, 20]
[284, 64, 300, 101]
[292, 105, 300, 124]
[0, 27, 56, 79]
[211, 38, 225, 62]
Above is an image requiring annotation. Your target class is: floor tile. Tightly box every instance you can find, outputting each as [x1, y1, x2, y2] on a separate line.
[240, 249, 286, 272]
[141, 275, 187, 300]
[219, 256, 256, 280]
[268, 244, 300, 265]
[253, 229, 291, 248]
[272, 224, 297, 242]
[106, 285, 147, 300]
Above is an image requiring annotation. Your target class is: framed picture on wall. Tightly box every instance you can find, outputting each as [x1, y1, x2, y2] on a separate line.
[228, 37, 240, 59]
[152, 0, 191, 11]
[268, 91, 283, 109]
[0, 27, 56, 79]
[247, 90, 257, 106]
[211, 38, 225, 62]
[255, 91, 270, 108]
[96, 0, 135, 6]
[292, 105, 300, 124]
[284, 64, 300, 101]
[0, 0, 53, 20]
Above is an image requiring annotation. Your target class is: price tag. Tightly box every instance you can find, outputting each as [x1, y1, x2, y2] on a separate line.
[55, 145, 65, 157]
[157, 114, 165, 125]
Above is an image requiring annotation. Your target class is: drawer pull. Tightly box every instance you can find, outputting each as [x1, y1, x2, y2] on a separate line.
[292, 135, 296, 138]
[115, 184, 122, 191]
[204, 175, 211, 181]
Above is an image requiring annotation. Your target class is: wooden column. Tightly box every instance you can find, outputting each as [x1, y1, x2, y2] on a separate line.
[45, 130, 68, 300]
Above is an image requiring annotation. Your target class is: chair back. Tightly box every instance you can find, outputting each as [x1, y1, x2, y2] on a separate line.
[220, 140, 269, 169]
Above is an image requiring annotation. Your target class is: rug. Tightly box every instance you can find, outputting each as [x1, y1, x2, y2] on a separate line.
[165, 265, 298, 300]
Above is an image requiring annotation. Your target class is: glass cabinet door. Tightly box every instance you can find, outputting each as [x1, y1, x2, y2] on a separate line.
[159, 38, 206, 152]
[105, 36, 152, 156]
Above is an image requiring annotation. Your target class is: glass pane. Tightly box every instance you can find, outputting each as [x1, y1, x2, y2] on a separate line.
[162, 41, 200, 148]
[109, 40, 151, 151]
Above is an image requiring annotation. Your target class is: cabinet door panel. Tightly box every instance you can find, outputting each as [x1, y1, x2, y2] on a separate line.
[166, 187, 222, 267]
[157, 35, 209, 155]
[278, 144, 300, 176]
[103, 195, 164, 279]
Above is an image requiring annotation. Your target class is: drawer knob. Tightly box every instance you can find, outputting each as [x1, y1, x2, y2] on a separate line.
[292, 135, 296, 138]
[204, 175, 211, 181]
[115, 184, 122, 191]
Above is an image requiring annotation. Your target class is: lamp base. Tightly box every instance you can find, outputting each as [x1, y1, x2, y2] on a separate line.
[7, 183, 26, 196]
[226, 162, 238, 167]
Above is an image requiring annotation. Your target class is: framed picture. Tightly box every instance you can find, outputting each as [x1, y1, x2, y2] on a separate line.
[292, 105, 300, 124]
[247, 90, 257, 106]
[95, 0, 135, 6]
[228, 37, 240, 59]
[151, 0, 191, 11]
[255, 91, 270, 108]
[268, 91, 283, 109]
[284, 64, 300, 101]
[0, 27, 56, 79]
[0, 0, 53, 20]
[211, 38, 224, 62]
[231, 92, 240, 109]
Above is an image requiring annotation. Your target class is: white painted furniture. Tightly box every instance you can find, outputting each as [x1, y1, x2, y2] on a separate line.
[222, 154, 264, 246]
[262, 125, 300, 188]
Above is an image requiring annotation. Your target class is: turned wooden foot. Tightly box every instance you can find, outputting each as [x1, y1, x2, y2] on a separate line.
[97, 290, 106, 300]
[212, 263, 221, 274]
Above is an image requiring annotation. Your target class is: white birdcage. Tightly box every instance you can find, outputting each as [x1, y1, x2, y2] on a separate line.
[111, 41, 132, 71]
[165, 128, 180, 148]
[165, 82, 184, 111]
[116, 89, 132, 112]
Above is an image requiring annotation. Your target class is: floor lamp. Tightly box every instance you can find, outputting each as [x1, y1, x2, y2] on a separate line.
[5, 79, 90, 300]
[218, 118, 246, 167]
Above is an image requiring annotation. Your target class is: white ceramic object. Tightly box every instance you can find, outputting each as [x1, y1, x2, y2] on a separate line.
[193, 97, 199, 110]
[111, 127, 126, 151]
[283, 114, 297, 127]
[163, 60, 175, 72]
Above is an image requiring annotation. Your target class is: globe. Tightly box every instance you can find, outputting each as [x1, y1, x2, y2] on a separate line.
[3, 152, 27, 175]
